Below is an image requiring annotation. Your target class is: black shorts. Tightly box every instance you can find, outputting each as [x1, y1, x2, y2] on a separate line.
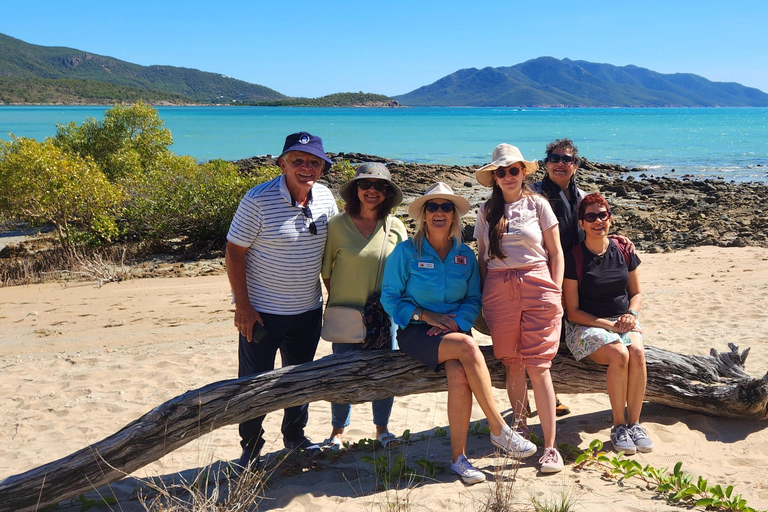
[397, 323, 471, 372]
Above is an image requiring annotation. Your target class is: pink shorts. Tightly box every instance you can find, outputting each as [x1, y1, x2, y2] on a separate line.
[482, 264, 562, 368]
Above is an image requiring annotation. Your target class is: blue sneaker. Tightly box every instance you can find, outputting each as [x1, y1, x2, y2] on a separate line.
[610, 424, 636, 455]
[628, 423, 654, 453]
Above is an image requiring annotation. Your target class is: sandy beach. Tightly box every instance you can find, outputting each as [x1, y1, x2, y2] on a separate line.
[1, 245, 768, 511]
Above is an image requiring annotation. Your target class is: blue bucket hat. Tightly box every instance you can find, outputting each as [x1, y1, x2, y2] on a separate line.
[277, 131, 333, 172]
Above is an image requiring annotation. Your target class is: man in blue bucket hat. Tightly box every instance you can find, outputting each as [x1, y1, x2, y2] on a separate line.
[226, 132, 338, 469]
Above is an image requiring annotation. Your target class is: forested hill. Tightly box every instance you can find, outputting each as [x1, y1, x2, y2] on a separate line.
[394, 57, 768, 107]
[0, 33, 286, 104]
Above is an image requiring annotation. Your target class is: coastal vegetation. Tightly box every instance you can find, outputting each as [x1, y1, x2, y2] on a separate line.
[0, 102, 269, 251]
[254, 92, 398, 107]
[0, 77, 197, 105]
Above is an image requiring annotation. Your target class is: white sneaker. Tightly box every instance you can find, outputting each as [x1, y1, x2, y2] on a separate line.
[539, 447, 564, 474]
[450, 455, 486, 484]
[490, 425, 537, 458]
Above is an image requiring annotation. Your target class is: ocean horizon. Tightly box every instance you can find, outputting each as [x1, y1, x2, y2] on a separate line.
[1, 106, 767, 184]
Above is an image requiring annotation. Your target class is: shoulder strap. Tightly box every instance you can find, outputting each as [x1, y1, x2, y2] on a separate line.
[572, 243, 583, 285]
[374, 217, 392, 288]
[609, 237, 632, 269]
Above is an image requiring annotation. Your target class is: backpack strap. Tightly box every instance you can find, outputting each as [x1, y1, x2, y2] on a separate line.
[609, 236, 632, 270]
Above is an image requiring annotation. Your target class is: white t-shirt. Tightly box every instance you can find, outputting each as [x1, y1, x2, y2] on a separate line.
[474, 195, 559, 269]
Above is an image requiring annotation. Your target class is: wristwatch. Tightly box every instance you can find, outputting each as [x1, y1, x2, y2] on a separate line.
[412, 308, 422, 321]
[628, 309, 639, 318]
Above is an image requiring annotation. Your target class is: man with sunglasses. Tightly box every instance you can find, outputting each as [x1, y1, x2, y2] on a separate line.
[226, 131, 338, 469]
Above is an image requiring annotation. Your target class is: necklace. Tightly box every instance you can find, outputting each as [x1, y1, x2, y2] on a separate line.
[353, 216, 378, 239]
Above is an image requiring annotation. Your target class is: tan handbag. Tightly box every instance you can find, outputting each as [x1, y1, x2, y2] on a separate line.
[321, 306, 367, 343]
[322, 218, 391, 344]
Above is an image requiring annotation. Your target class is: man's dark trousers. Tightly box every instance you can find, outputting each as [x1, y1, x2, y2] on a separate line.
[237, 308, 322, 455]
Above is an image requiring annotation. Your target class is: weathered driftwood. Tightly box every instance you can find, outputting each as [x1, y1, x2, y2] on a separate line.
[1, 343, 766, 512]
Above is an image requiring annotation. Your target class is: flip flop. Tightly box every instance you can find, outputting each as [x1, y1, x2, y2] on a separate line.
[321, 437, 342, 452]
[377, 432, 399, 448]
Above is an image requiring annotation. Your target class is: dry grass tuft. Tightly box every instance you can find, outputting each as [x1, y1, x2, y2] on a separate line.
[137, 462, 269, 512]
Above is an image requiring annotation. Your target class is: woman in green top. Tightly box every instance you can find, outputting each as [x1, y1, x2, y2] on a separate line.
[321, 163, 407, 449]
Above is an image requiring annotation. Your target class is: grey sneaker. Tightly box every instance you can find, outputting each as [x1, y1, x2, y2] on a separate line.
[490, 426, 537, 458]
[610, 424, 636, 455]
[628, 423, 654, 453]
[450, 455, 486, 484]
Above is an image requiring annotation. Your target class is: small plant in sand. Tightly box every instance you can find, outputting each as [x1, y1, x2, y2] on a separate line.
[572, 439, 762, 512]
[433, 426, 448, 437]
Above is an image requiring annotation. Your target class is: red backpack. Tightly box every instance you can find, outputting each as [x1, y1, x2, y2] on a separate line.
[572, 237, 632, 285]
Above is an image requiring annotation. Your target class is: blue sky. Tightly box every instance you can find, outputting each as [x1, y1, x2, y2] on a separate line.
[3, 0, 767, 98]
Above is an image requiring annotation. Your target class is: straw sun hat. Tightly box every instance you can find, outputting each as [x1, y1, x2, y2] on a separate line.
[475, 143, 538, 187]
[407, 182, 471, 220]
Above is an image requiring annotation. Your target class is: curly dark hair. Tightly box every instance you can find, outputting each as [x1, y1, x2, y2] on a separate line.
[343, 182, 398, 220]
[545, 138, 580, 164]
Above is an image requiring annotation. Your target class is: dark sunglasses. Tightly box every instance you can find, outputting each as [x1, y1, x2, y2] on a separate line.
[357, 179, 389, 192]
[493, 166, 522, 179]
[547, 153, 576, 164]
[301, 206, 318, 235]
[424, 202, 455, 213]
[581, 211, 611, 223]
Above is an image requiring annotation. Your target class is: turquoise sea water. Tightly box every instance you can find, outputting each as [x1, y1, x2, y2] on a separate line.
[1, 106, 767, 183]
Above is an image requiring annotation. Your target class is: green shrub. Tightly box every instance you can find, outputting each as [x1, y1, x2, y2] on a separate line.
[0, 136, 123, 249]
[120, 155, 257, 243]
[54, 101, 173, 181]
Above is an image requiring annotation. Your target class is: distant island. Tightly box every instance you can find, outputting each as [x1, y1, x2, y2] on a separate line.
[1, 33, 766, 107]
[393, 57, 768, 107]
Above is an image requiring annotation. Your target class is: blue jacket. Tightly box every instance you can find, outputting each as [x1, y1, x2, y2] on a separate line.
[381, 237, 481, 331]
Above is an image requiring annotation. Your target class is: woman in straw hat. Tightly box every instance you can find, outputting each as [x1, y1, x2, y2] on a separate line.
[321, 163, 407, 450]
[474, 144, 565, 473]
[381, 182, 537, 485]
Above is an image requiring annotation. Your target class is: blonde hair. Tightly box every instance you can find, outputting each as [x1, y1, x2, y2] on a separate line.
[412, 203, 463, 255]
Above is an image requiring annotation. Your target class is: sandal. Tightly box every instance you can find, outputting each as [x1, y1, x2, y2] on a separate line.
[377, 432, 399, 448]
[321, 437, 343, 452]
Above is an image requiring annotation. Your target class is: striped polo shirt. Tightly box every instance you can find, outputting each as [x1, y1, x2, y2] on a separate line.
[227, 174, 338, 315]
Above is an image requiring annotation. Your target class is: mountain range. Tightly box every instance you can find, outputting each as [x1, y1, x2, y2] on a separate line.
[0, 33, 285, 104]
[1, 33, 767, 107]
[393, 57, 768, 107]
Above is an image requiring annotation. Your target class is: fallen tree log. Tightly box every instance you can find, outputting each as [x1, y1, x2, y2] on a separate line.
[1, 342, 766, 512]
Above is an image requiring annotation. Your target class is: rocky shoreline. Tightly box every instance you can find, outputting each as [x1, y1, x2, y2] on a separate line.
[2, 153, 765, 285]
[236, 153, 768, 252]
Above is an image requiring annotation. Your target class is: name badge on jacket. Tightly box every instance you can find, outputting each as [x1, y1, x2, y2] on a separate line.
[454, 255, 467, 265]
[418, 261, 435, 269]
